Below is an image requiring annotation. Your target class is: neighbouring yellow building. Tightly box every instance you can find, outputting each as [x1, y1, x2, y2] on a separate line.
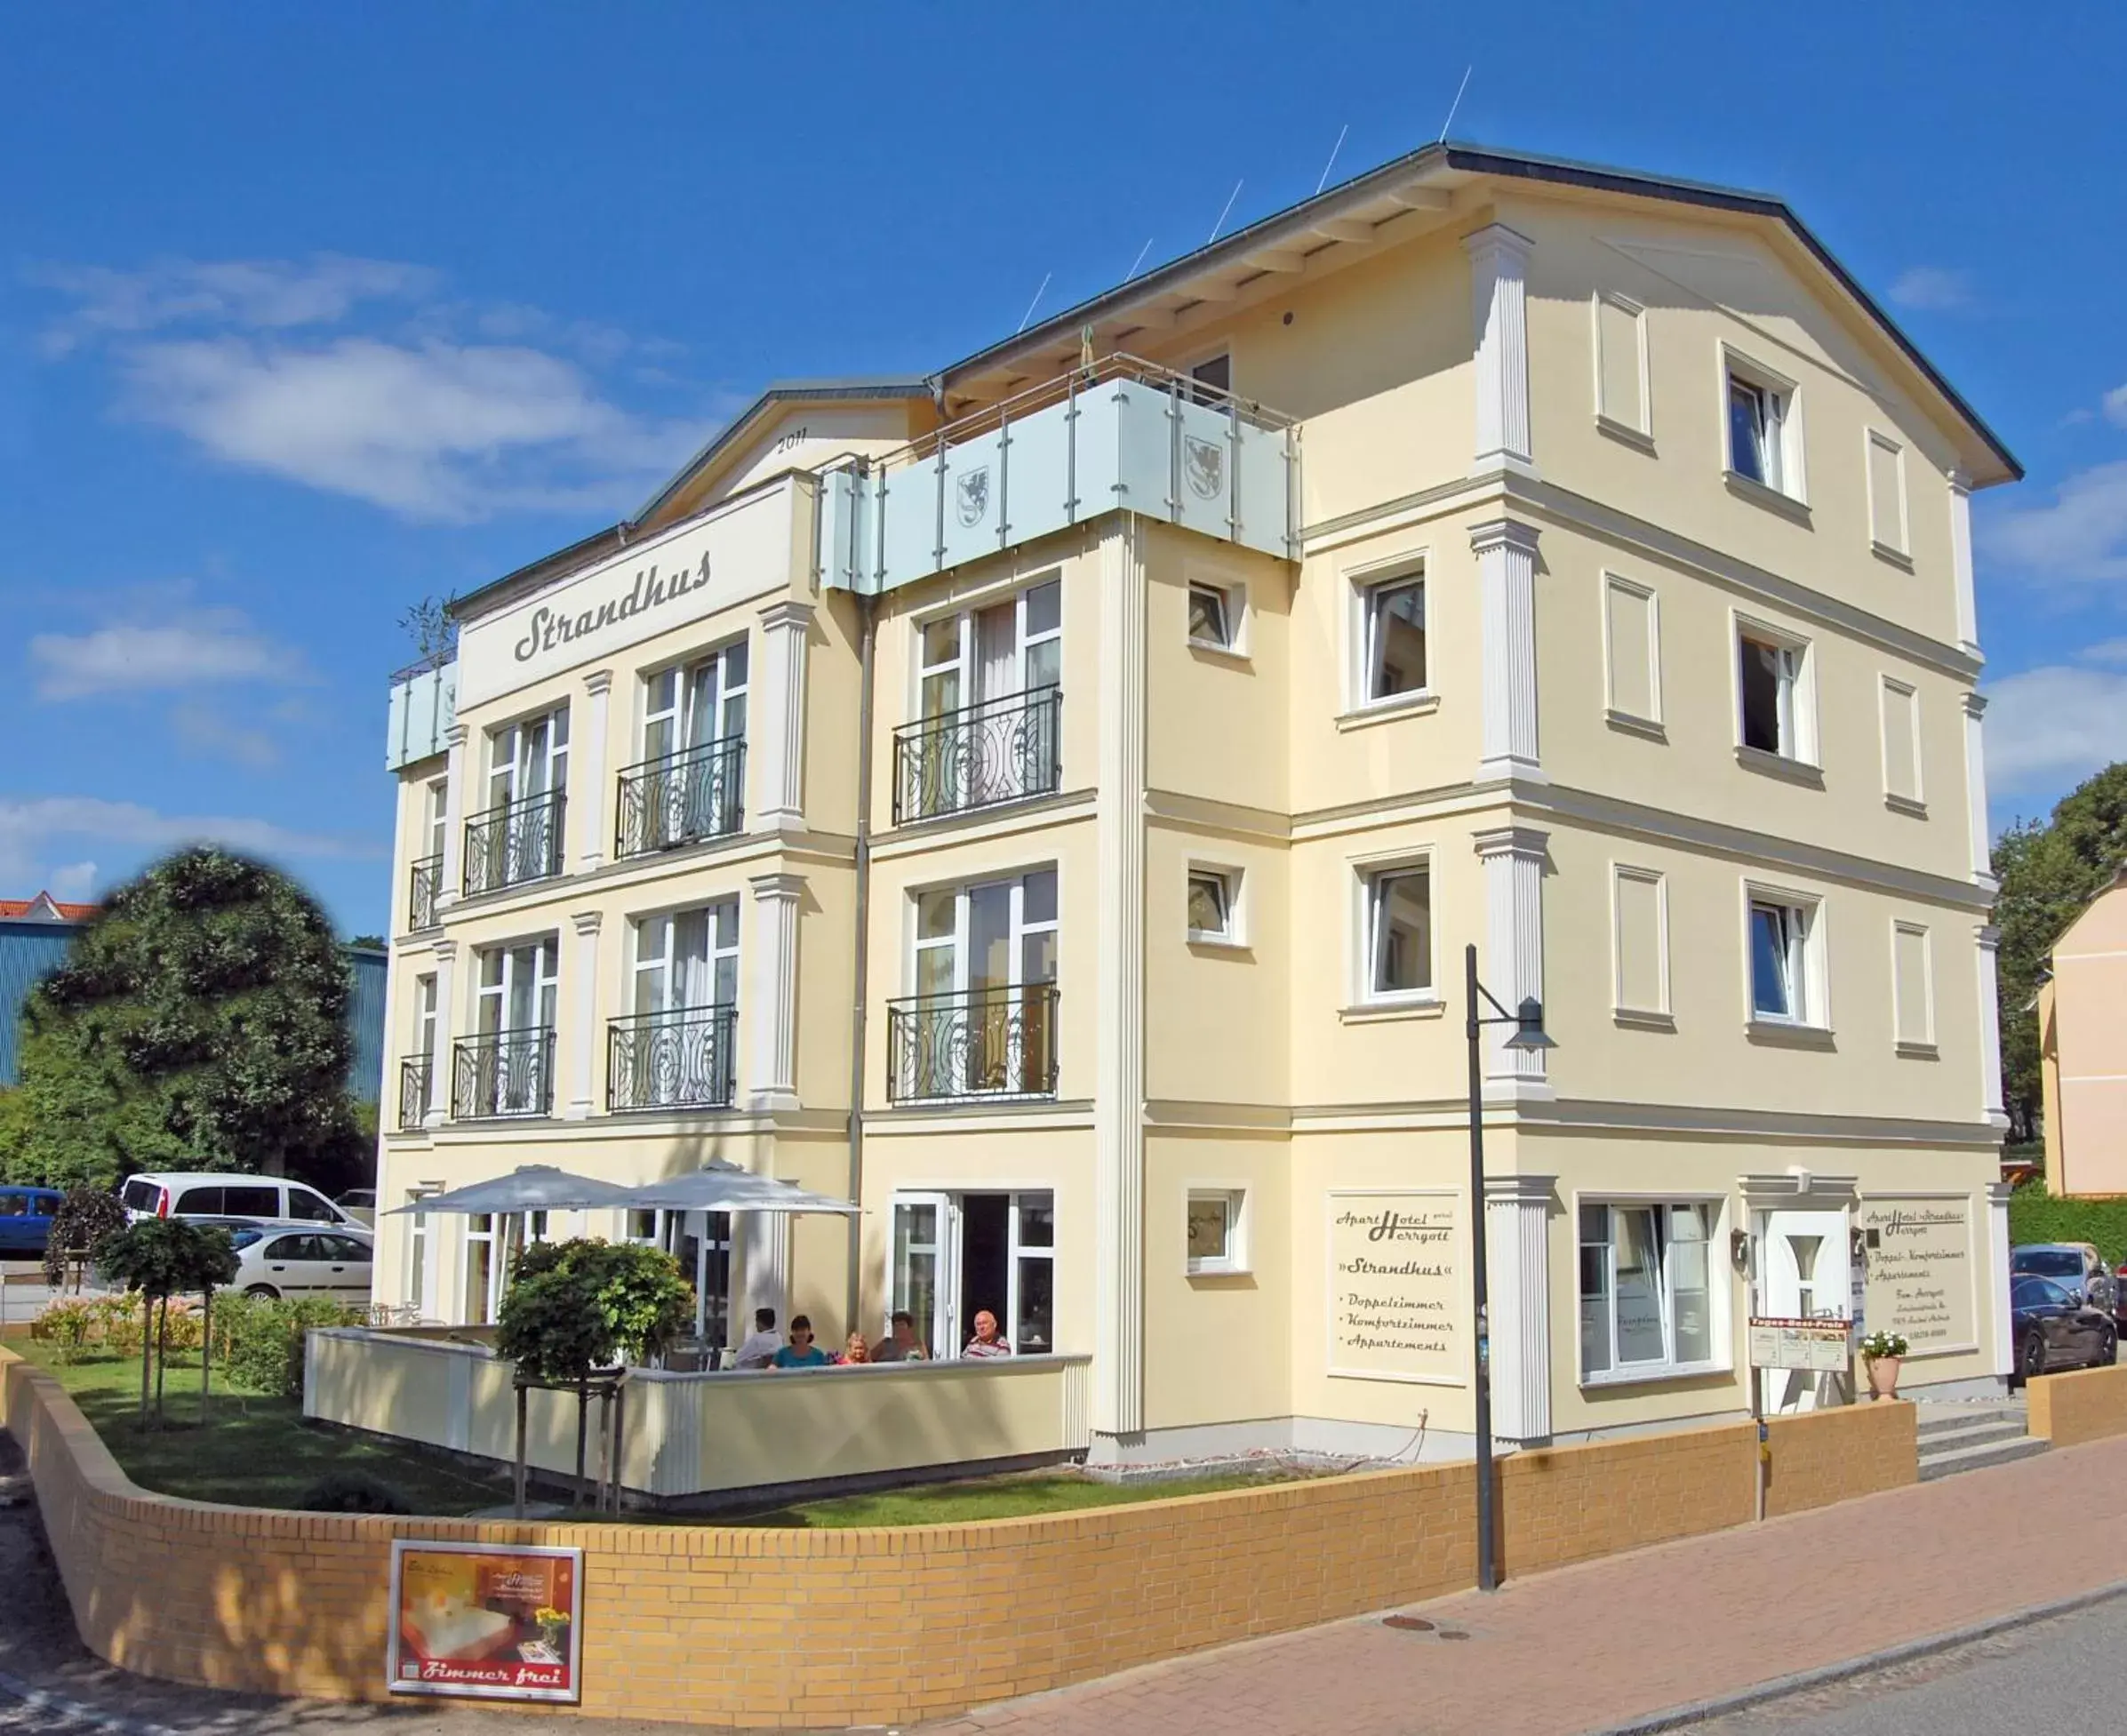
[2039, 871, 2127, 1197]
[373, 142, 2023, 1464]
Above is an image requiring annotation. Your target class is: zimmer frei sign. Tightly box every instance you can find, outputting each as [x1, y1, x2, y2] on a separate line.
[387, 1540, 583, 1702]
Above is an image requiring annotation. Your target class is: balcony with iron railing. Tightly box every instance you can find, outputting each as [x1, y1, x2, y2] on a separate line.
[462, 790, 566, 897]
[886, 983, 1059, 1104]
[819, 356, 1297, 598]
[397, 1053, 434, 1130]
[893, 687, 1061, 825]
[407, 853, 443, 930]
[451, 1027, 556, 1119]
[607, 1004, 738, 1112]
[614, 738, 746, 859]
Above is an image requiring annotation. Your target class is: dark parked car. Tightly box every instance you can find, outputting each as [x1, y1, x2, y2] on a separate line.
[2011, 1275, 2118, 1383]
[0, 1187, 63, 1257]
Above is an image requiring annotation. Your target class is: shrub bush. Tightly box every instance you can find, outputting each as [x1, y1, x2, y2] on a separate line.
[2008, 1188, 2127, 1266]
[296, 1470, 411, 1515]
[29, 1297, 98, 1362]
[220, 1294, 366, 1401]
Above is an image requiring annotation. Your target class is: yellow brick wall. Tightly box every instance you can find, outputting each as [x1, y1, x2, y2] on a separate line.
[2027, 1366, 2127, 1448]
[0, 1351, 1916, 1728]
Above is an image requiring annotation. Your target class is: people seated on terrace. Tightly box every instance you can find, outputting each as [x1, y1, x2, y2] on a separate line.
[732, 1307, 782, 1370]
[839, 1331, 872, 1365]
[963, 1308, 1012, 1358]
[871, 1310, 926, 1363]
[772, 1315, 832, 1368]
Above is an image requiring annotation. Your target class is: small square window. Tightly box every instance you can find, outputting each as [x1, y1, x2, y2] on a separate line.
[1738, 629, 1805, 760]
[1748, 897, 1815, 1024]
[1723, 358, 1802, 502]
[1364, 864, 1433, 998]
[1188, 582, 1235, 650]
[1187, 868, 1235, 942]
[1362, 576, 1427, 702]
[1187, 1190, 1245, 1273]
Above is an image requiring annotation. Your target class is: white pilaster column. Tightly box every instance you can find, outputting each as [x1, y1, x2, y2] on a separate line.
[1485, 1174, 1555, 1448]
[575, 669, 613, 873]
[746, 871, 804, 1111]
[753, 600, 814, 832]
[740, 1213, 791, 1333]
[1474, 826, 1549, 1089]
[566, 910, 603, 1120]
[1987, 1180, 2014, 1380]
[1464, 223, 1535, 475]
[1471, 519, 1544, 784]
[1976, 924, 2008, 1129]
[1948, 474, 1980, 659]
[1093, 521, 1149, 1442]
[437, 724, 469, 908]
[424, 939, 456, 1129]
[1962, 692, 1994, 889]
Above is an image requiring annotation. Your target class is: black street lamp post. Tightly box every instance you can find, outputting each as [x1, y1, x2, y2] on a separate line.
[1463, 941, 1554, 1594]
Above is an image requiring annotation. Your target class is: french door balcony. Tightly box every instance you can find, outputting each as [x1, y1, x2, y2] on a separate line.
[886, 983, 1059, 1104]
[450, 1027, 556, 1119]
[397, 1053, 434, 1130]
[462, 791, 565, 896]
[607, 1004, 739, 1111]
[407, 853, 443, 931]
[892, 689, 1061, 824]
[614, 738, 746, 859]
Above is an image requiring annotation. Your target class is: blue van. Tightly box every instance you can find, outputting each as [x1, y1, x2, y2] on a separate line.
[0, 1186, 63, 1257]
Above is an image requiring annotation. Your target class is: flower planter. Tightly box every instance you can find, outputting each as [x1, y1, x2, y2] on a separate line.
[1866, 1355, 1902, 1401]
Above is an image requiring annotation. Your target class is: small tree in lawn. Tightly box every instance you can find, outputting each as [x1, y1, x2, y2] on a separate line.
[42, 1188, 127, 1291]
[94, 1220, 238, 1426]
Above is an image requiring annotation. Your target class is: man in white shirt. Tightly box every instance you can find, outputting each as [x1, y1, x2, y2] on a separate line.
[732, 1308, 783, 1370]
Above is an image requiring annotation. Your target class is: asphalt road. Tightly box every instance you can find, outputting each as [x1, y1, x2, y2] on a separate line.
[1676, 1591, 2127, 1733]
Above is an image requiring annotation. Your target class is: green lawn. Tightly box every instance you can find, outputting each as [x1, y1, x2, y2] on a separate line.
[718, 1467, 1312, 1527]
[15, 1342, 506, 1515]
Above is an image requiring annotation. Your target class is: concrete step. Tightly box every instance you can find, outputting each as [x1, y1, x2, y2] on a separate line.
[1914, 1404, 2026, 1437]
[1915, 1417, 2033, 1452]
[1917, 1435, 2050, 1481]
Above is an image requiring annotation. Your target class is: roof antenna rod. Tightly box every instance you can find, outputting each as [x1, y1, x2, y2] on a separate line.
[1208, 180, 1243, 244]
[1016, 270, 1052, 335]
[1315, 124, 1349, 196]
[1438, 66, 1472, 144]
[1124, 236, 1155, 282]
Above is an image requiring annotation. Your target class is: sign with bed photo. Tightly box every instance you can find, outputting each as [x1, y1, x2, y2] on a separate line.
[387, 1540, 583, 1701]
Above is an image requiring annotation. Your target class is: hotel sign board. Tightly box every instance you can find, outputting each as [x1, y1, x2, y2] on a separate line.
[387, 1540, 583, 1702]
[1859, 1196, 1976, 1357]
[1326, 1189, 1463, 1385]
[1747, 1317, 1852, 1373]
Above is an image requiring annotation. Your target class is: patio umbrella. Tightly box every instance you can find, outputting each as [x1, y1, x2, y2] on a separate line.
[620, 1166, 860, 1216]
[381, 1164, 644, 1214]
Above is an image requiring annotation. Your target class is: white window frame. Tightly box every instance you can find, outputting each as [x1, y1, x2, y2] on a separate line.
[913, 574, 1063, 719]
[1744, 883, 1827, 1031]
[1575, 1194, 1729, 1386]
[1354, 853, 1436, 1006]
[1891, 920, 1936, 1052]
[461, 1212, 505, 1325]
[1183, 348, 1233, 406]
[1878, 675, 1925, 812]
[486, 704, 570, 809]
[1719, 345, 1805, 504]
[1600, 572, 1663, 729]
[1610, 864, 1672, 1020]
[1186, 1187, 1250, 1276]
[1354, 569, 1428, 709]
[475, 935, 560, 1036]
[1865, 428, 1910, 558]
[1732, 612, 1818, 766]
[1187, 577, 1246, 655]
[642, 637, 749, 760]
[631, 900, 741, 1014]
[425, 778, 449, 860]
[1590, 289, 1652, 441]
[1185, 861, 1243, 947]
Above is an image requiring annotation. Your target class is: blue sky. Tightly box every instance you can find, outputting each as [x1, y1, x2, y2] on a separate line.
[3, 4, 2123, 936]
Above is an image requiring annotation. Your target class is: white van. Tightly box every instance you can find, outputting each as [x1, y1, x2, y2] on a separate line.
[118, 1172, 357, 1228]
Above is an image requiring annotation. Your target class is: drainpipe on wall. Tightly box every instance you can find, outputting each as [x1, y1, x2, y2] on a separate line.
[844, 586, 880, 1335]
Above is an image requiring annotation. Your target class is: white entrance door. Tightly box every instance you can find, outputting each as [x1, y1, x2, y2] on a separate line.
[891, 1192, 958, 1359]
[1762, 1208, 1851, 1412]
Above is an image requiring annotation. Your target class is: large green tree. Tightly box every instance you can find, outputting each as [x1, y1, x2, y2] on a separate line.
[1993, 764, 2127, 1140]
[6, 847, 369, 1195]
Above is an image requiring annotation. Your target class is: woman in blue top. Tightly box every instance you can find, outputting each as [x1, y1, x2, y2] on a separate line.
[772, 1315, 832, 1368]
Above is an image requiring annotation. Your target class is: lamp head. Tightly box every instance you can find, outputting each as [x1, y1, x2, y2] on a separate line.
[1505, 996, 1555, 1052]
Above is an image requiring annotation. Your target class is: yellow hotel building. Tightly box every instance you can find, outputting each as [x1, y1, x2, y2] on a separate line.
[374, 143, 2022, 1461]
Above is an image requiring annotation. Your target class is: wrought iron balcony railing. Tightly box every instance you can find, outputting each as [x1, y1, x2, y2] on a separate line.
[614, 737, 746, 859]
[462, 790, 565, 896]
[886, 983, 1059, 1104]
[892, 687, 1061, 824]
[397, 1053, 434, 1130]
[407, 853, 443, 930]
[450, 1027, 556, 1119]
[607, 1004, 738, 1112]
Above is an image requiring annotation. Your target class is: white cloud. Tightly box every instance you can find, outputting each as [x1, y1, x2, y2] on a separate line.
[28, 255, 436, 354]
[29, 607, 310, 700]
[45, 861, 99, 901]
[172, 700, 284, 770]
[120, 336, 700, 523]
[2082, 637, 2127, 668]
[0, 795, 381, 889]
[2105, 384, 2127, 429]
[1982, 664, 2127, 796]
[1888, 267, 1974, 313]
[1979, 461, 2127, 584]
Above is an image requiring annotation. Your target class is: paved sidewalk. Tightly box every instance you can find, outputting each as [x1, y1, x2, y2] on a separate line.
[919, 1432, 2127, 1736]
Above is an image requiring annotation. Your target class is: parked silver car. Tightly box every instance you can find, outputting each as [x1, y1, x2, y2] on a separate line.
[229, 1225, 373, 1302]
[2011, 1243, 2117, 1313]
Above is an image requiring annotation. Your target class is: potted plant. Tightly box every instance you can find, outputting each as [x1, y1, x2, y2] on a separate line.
[535, 1605, 571, 1652]
[1859, 1330, 1908, 1400]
